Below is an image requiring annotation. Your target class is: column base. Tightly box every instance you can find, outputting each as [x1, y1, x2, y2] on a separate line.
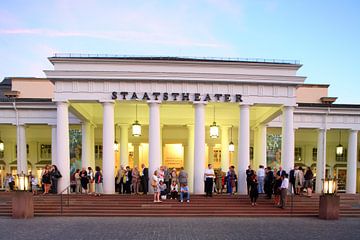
[319, 195, 340, 220]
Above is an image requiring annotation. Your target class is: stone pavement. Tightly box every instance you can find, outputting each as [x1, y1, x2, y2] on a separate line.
[0, 217, 359, 240]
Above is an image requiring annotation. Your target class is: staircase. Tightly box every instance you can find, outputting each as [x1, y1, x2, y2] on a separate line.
[1, 192, 360, 217]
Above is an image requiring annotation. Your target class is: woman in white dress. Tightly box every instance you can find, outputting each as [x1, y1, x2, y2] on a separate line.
[295, 166, 304, 195]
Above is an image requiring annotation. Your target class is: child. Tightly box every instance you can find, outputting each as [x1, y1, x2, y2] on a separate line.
[31, 176, 39, 195]
[180, 183, 190, 203]
[159, 180, 167, 200]
[170, 181, 178, 199]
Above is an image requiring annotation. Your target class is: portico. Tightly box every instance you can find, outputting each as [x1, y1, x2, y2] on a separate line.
[0, 55, 359, 195]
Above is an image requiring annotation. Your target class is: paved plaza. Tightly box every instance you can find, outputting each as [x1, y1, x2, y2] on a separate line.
[0, 217, 359, 240]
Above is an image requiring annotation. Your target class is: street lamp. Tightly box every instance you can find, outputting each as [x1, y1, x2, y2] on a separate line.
[322, 177, 337, 195]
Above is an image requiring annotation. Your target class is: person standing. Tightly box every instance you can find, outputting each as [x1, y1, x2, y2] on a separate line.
[204, 164, 215, 197]
[116, 165, 126, 194]
[289, 166, 297, 195]
[279, 173, 289, 209]
[152, 170, 161, 203]
[50, 165, 62, 194]
[178, 167, 188, 186]
[304, 167, 314, 197]
[249, 174, 259, 206]
[141, 164, 149, 195]
[80, 168, 89, 194]
[264, 167, 274, 199]
[74, 169, 81, 194]
[227, 166, 237, 195]
[87, 167, 95, 194]
[295, 166, 304, 195]
[246, 165, 253, 195]
[124, 166, 132, 194]
[132, 166, 140, 195]
[257, 165, 265, 194]
[94, 166, 103, 196]
[42, 167, 52, 195]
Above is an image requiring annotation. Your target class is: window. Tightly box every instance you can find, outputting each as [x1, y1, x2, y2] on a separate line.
[40, 144, 51, 159]
[294, 147, 302, 162]
[213, 148, 221, 163]
[312, 148, 317, 161]
[95, 145, 103, 161]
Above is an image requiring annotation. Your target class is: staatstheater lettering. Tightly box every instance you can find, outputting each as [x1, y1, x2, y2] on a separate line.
[111, 91, 243, 103]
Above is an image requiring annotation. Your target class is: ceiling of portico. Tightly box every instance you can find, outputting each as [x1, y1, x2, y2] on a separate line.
[69, 101, 282, 128]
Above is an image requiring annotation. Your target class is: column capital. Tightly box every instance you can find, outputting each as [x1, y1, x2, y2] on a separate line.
[238, 103, 253, 107]
[349, 129, 359, 134]
[55, 100, 69, 106]
[147, 100, 162, 105]
[192, 101, 207, 105]
[117, 123, 129, 128]
[99, 100, 115, 104]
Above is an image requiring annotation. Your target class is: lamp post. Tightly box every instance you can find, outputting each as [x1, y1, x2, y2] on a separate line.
[319, 177, 340, 220]
[12, 172, 34, 219]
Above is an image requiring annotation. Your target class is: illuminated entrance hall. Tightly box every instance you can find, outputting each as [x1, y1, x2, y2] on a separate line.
[0, 55, 359, 195]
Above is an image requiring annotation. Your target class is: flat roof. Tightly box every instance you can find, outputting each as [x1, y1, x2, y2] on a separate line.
[50, 53, 300, 65]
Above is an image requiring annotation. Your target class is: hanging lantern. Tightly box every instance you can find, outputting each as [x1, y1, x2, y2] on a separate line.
[132, 120, 142, 137]
[113, 141, 119, 152]
[209, 105, 219, 138]
[228, 141, 235, 152]
[210, 122, 219, 138]
[132, 104, 142, 137]
[228, 125, 234, 152]
[336, 130, 343, 156]
[0, 139, 4, 152]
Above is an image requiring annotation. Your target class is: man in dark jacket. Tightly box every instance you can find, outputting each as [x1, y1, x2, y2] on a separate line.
[141, 164, 149, 195]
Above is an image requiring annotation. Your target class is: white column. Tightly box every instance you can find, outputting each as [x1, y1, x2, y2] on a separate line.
[254, 124, 267, 168]
[17, 124, 27, 174]
[102, 101, 115, 194]
[51, 125, 57, 166]
[281, 106, 295, 173]
[316, 129, 327, 194]
[81, 121, 92, 169]
[89, 124, 95, 170]
[221, 125, 230, 171]
[186, 125, 195, 193]
[238, 104, 250, 194]
[120, 124, 129, 167]
[194, 103, 206, 194]
[133, 143, 140, 167]
[148, 101, 161, 193]
[346, 130, 358, 194]
[208, 143, 214, 165]
[56, 101, 70, 193]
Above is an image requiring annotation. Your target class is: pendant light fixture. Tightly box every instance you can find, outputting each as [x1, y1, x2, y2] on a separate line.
[132, 104, 142, 137]
[113, 128, 119, 151]
[229, 125, 234, 152]
[0, 131, 4, 152]
[336, 130, 343, 156]
[209, 105, 219, 138]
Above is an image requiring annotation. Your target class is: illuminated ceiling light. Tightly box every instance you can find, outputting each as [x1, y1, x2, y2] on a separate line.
[0, 131, 4, 151]
[336, 130, 343, 156]
[132, 104, 142, 137]
[229, 125, 234, 152]
[210, 105, 219, 139]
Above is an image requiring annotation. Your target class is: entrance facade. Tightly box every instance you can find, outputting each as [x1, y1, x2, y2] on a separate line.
[0, 55, 359, 194]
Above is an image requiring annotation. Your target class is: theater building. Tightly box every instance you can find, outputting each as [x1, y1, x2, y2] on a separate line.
[0, 54, 359, 194]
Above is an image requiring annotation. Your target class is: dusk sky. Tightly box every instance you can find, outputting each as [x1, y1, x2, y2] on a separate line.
[0, 0, 359, 103]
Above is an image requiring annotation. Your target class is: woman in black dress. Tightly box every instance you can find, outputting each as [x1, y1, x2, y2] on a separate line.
[80, 168, 89, 194]
[42, 167, 52, 195]
[249, 173, 259, 206]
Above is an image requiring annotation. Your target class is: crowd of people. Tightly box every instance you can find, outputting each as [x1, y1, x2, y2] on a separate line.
[2, 162, 315, 208]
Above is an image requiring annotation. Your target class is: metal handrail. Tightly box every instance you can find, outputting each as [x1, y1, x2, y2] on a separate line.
[59, 185, 71, 215]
